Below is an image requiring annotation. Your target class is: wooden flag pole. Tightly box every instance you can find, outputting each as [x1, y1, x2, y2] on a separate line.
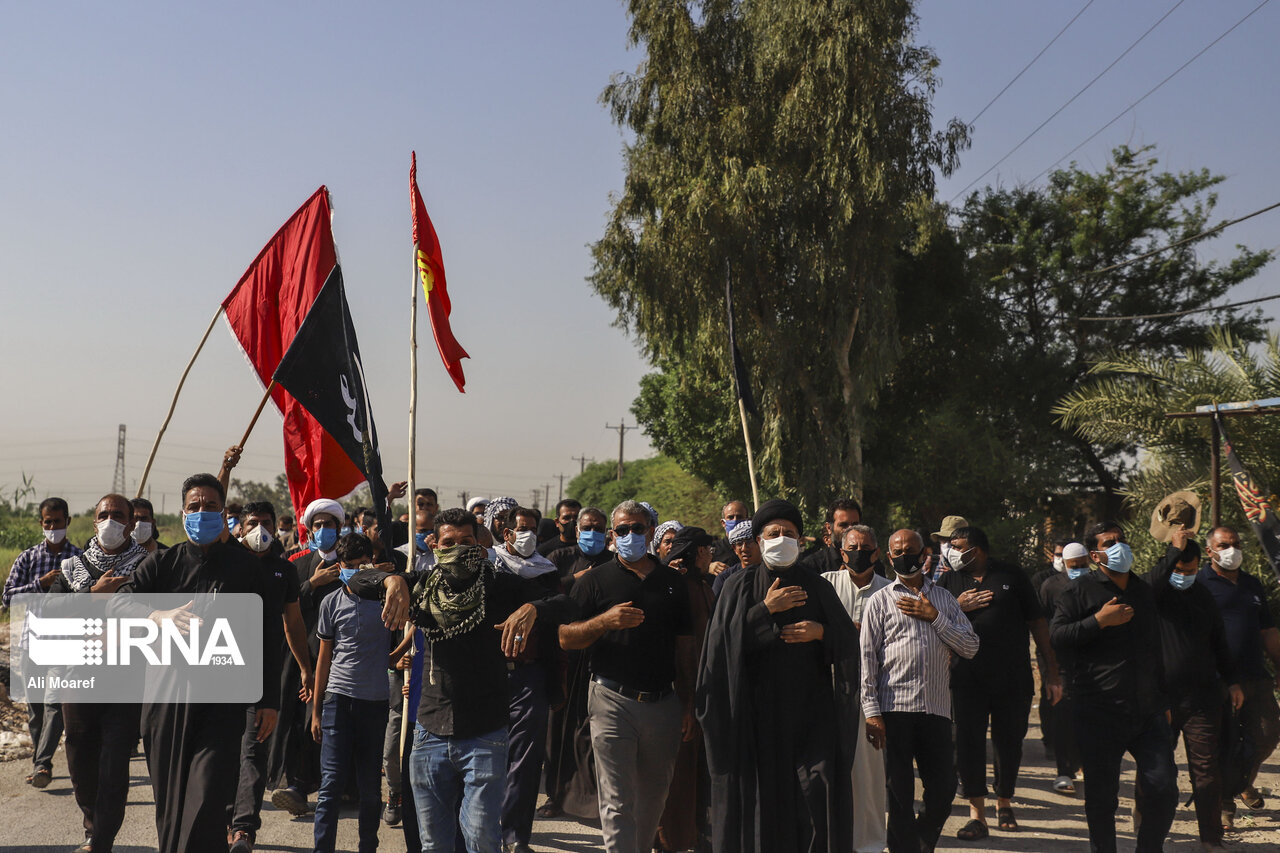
[136, 306, 224, 497]
[237, 380, 277, 450]
[400, 247, 420, 759]
[738, 397, 760, 509]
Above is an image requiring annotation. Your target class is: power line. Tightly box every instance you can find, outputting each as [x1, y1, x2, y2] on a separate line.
[1064, 199, 1280, 282]
[967, 0, 1097, 126]
[1079, 292, 1280, 323]
[949, 0, 1186, 203]
[1029, 0, 1273, 185]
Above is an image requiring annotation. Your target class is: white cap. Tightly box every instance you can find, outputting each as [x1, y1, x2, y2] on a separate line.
[302, 498, 345, 528]
[466, 496, 488, 513]
[1062, 542, 1088, 561]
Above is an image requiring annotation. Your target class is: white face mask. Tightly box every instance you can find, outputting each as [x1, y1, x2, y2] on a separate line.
[760, 534, 800, 569]
[511, 530, 538, 558]
[43, 527, 67, 545]
[1214, 546, 1242, 571]
[131, 521, 154, 544]
[242, 525, 274, 554]
[1052, 556, 1065, 573]
[96, 519, 128, 550]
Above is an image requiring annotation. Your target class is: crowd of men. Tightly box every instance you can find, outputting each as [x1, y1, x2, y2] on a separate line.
[3, 474, 1279, 853]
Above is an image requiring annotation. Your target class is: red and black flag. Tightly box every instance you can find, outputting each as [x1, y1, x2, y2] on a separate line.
[273, 267, 389, 534]
[221, 188, 375, 520]
[1218, 414, 1280, 582]
[726, 265, 758, 416]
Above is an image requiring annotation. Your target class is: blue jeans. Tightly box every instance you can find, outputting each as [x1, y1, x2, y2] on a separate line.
[314, 693, 389, 853]
[410, 723, 508, 853]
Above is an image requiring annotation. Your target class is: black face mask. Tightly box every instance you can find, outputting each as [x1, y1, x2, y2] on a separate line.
[843, 548, 876, 573]
[891, 552, 924, 577]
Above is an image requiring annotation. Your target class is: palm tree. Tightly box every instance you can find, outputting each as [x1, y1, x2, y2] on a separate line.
[1054, 327, 1280, 599]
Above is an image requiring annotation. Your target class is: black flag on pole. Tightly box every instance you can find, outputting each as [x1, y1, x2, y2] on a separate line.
[273, 267, 390, 542]
[1217, 414, 1280, 582]
[726, 268, 758, 416]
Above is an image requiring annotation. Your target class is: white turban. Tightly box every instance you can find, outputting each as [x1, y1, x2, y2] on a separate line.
[302, 498, 345, 528]
[466, 496, 489, 513]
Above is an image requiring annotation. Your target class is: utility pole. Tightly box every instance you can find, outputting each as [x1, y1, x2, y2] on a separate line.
[112, 424, 127, 494]
[543, 484, 553, 511]
[457, 490, 468, 507]
[571, 454, 594, 474]
[556, 473, 567, 503]
[530, 489, 542, 512]
[605, 420, 637, 481]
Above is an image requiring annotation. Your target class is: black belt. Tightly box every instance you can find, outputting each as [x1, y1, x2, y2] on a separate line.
[591, 675, 673, 703]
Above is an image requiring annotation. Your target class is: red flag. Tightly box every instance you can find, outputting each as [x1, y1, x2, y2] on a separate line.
[411, 152, 469, 392]
[221, 187, 366, 516]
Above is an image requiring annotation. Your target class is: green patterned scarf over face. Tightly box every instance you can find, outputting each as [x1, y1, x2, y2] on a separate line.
[414, 544, 492, 640]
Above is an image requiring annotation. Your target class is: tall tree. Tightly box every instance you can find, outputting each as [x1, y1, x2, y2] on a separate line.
[591, 0, 966, 513]
[955, 145, 1271, 516]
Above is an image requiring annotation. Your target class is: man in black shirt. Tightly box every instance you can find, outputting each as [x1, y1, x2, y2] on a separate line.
[1050, 522, 1177, 853]
[1147, 530, 1242, 848]
[798, 497, 862, 574]
[1039, 541, 1088, 793]
[114, 473, 285, 853]
[939, 526, 1060, 838]
[538, 499, 581, 557]
[228, 500, 315, 853]
[358, 507, 576, 853]
[560, 499, 696, 853]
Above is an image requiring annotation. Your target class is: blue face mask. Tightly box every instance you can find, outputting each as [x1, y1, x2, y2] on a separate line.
[723, 518, 741, 536]
[312, 527, 339, 553]
[578, 529, 606, 556]
[1067, 565, 1089, 580]
[615, 531, 648, 562]
[338, 567, 358, 586]
[184, 511, 225, 546]
[340, 526, 352, 537]
[1105, 542, 1134, 574]
[1169, 571, 1197, 591]
[415, 532, 429, 550]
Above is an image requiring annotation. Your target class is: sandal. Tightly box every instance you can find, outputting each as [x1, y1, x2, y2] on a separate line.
[30, 767, 51, 789]
[956, 818, 989, 841]
[1240, 788, 1264, 809]
[998, 806, 1019, 832]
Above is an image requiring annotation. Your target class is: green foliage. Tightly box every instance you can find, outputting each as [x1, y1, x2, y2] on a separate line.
[591, 0, 966, 516]
[567, 456, 723, 530]
[954, 145, 1270, 518]
[1056, 328, 1280, 613]
[229, 474, 292, 511]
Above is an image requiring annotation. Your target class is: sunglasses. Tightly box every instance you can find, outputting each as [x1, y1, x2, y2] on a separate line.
[613, 523, 649, 536]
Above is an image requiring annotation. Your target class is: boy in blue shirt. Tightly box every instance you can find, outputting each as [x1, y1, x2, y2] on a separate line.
[312, 534, 393, 853]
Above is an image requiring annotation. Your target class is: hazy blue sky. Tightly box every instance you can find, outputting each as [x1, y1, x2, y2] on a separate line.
[3, 1, 1277, 513]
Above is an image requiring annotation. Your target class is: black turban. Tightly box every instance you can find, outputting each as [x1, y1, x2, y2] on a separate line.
[750, 499, 804, 538]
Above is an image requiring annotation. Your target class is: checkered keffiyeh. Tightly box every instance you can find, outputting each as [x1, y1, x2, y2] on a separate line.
[483, 497, 517, 530]
[728, 520, 754, 545]
[651, 520, 684, 554]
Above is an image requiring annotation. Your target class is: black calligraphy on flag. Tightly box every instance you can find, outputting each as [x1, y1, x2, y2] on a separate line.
[273, 266, 390, 539]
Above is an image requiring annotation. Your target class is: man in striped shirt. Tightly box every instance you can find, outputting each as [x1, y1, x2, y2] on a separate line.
[860, 529, 979, 853]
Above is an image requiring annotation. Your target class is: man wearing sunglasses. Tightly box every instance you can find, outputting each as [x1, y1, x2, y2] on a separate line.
[559, 500, 696, 853]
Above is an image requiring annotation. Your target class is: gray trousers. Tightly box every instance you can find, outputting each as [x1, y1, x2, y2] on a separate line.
[587, 681, 682, 853]
[29, 701, 63, 772]
[384, 670, 405, 798]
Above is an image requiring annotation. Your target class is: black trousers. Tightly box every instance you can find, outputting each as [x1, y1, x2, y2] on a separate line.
[1036, 654, 1054, 746]
[952, 686, 1032, 799]
[228, 706, 270, 838]
[1073, 702, 1177, 853]
[63, 702, 140, 852]
[1223, 677, 1280, 812]
[883, 712, 955, 853]
[27, 699, 63, 772]
[502, 664, 550, 846]
[1171, 694, 1223, 843]
[144, 702, 246, 853]
[1050, 693, 1080, 777]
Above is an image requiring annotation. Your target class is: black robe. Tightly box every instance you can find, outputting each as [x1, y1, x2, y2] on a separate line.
[696, 562, 860, 853]
[114, 540, 283, 853]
